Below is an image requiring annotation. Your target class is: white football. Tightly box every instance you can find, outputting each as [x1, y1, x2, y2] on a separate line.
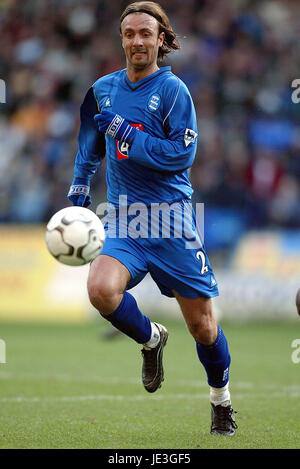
[45, 206, 105, 266]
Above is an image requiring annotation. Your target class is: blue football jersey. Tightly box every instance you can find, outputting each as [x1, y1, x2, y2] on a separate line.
[73, 66, 198, 206]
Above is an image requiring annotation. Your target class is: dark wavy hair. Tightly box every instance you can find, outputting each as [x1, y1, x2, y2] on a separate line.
[120, 1, 180, 61]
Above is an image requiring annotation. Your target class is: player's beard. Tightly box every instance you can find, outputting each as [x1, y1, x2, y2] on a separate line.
[129, 49, 157, 72]
[131, 50, 148, 67]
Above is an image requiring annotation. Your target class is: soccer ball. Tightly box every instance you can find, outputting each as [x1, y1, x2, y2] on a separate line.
[46, 206, 105, 266]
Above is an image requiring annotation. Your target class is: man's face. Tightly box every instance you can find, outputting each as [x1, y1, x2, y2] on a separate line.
[121, 13, 164, 71]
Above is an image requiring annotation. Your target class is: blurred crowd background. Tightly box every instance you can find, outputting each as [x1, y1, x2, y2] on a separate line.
[1, 0, 300, 251]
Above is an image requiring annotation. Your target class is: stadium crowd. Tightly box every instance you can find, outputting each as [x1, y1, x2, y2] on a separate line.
[1, 0, 300, 248]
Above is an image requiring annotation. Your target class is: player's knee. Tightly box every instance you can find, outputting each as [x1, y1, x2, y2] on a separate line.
[186, 318, 202, 340]
[87, 275, 119, 314]
[187, 319, 216, 345]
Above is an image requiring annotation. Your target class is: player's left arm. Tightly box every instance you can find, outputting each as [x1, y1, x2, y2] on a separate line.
[129, 82, 198, 172]
[94, 82, 198, 173]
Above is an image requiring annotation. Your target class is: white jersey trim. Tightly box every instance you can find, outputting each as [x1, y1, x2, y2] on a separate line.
[163, 78, 181, 127]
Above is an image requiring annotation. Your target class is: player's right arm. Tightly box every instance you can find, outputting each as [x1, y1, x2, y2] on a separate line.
[68, 87, 106, 207]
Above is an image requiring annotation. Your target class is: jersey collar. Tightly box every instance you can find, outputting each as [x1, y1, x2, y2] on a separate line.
[124, 66, 171, 90]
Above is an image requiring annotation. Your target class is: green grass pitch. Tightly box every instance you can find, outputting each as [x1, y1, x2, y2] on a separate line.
[0, 318, 299, 449]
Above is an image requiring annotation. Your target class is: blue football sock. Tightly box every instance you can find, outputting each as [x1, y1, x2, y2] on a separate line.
[102, 291, 151, 344]
[196, 325, 231, 388]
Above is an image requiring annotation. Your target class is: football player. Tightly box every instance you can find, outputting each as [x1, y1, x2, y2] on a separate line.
[68, 1, 237, 436]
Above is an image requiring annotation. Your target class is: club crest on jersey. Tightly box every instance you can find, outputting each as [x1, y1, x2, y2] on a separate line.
[117, 123, 143, 159]
[147, 93, 161, 112]
[184, 128, 198, 147]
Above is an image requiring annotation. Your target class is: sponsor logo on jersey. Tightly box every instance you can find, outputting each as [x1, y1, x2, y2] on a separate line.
[147, 93, 161, 112]
[116, 123, 143, 159]
[104, 96, 111, 108]
[184, 128, 198, 147]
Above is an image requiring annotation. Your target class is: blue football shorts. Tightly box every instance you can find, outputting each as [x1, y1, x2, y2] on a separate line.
[100, 200, 219, 299]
